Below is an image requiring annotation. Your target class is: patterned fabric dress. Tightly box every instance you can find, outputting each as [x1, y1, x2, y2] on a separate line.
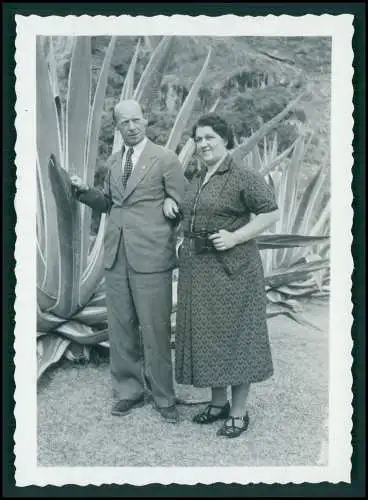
[175, 154, 278, 388]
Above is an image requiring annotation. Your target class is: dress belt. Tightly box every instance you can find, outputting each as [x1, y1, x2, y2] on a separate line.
[183, 230, 207, 239]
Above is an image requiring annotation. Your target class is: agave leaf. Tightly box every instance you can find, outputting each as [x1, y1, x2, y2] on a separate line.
[266, 302, 298, 319]
[133, 36, 173, 109]
[112, 39, 142, 153]
[178, 138, 196, 172]
[265, 259, 330, 288]
[72, 306, 107, 326]
[286, 137, 307, 234]
[65, 37, 91, 176]
[291, 166, 327, 235]
[36, 40, 62, 298]
[271, 132, 278, 159]
[166, 49, 211, 152]
[37, 305, 65, 331]
[260, 139, 296, 177]
[56, 321, 109, 344]
[275, 137, 304, 235]
[290, 170, 329, 265]
[121, 38, 141, 101]
[36, 237, 46, 289]
[309, 198, 330, 237]
[88, 291, 107, 307]
[263, 136, 269, 166]
[319, 240, 330, 260]
[275, 137, 306, 268]
[79, 214, 106, 306]
[266, 289, 285, 303]
[37, 286, 57, 312]
[36, 167, 46, 255]
[252, 143, 262, 171]
[274, 283, 321, 297]
[261, 245, 274, 277]
[47, 37, 65, 155]
[37, 333, 71, 379]
[209, 97, 220, 113]
[77, 37, 116, 283]
[36, 37, 63, 170]
[47, 155, 82, 318]
[231, 91, 306, 163]
[257, 234, 329, 250]
[85, 37, 117, 188]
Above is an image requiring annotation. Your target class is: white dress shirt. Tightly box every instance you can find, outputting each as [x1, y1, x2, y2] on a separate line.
[121, 137, 148, 174]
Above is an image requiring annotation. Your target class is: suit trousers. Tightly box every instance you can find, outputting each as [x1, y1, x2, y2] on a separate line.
[104, 234, 175, 409]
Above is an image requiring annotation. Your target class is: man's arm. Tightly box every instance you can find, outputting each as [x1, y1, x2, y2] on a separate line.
[72, 169, 112, 213]
[162, 151, 186, 207]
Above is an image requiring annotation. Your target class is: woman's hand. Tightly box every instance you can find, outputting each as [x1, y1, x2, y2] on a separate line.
[70, 175, 90, 193]
[208, 229, 238, 251]
[163, 198, 179, 219]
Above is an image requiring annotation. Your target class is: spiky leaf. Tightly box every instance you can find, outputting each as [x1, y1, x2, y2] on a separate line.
[231, 91, 305, 163]
[166, 49, 211, 152]
[47, 154, 82, 317]
[37, 334, 70, 379]
[133, 36, 173, 109]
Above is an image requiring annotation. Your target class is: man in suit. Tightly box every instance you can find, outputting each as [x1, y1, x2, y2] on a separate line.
[71, 100, 184, 423]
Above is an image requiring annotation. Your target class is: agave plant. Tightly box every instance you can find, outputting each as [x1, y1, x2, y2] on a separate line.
[37, 35, 213, 378]
[37, 36, 330, 379]
[255, 137, 330, 327]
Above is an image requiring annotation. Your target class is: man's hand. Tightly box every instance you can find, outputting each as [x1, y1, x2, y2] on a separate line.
[163, 198, 180, 219]
[70, 175, 89, 193]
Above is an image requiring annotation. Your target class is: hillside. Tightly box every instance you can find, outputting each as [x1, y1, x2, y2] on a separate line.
[48, 35, 331, 230]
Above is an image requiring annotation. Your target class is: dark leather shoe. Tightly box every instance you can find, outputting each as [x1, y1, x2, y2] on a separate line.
[111, 395, 145, 416]
[157, 405, 179, 423]
[192, 401, 230, 424]
[216, 413, 250, 438]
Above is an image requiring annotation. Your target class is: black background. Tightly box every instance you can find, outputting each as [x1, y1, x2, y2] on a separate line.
[2, 2, 366, 497]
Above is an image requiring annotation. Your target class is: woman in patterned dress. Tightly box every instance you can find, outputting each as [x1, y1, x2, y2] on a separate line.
[174, 114, 280, 438]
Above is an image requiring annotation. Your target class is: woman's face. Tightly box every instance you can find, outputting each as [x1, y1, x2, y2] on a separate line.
[194, 126, 228, 165]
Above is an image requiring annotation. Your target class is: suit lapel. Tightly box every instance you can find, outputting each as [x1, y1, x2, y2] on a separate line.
[110, 149, 125, 197]
[123, 140, 159, 201]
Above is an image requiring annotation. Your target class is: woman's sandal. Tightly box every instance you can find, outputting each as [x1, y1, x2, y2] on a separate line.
[192, 401, 231, 424]
[216, 413, 250, 438]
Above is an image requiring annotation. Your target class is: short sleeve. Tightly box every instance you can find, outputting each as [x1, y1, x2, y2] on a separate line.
[241, 168, 278, 215]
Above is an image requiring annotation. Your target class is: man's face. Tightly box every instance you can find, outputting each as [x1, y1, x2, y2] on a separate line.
[114, 102, 147, 146]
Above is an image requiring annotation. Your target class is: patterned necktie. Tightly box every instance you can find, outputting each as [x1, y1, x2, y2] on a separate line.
[122, 147, 134, 189]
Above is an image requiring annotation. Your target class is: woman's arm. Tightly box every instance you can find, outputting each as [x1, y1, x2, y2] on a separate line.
[209, 209, 280, 251]
[233, 209, 280, 245]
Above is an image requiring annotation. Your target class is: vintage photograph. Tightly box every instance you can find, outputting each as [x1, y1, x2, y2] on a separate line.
[14, 14, 353, 486]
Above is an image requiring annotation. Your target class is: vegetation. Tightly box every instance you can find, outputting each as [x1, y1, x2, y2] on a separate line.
[37, 35, 331, 378]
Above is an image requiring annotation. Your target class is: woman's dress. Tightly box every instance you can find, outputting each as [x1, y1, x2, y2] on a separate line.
[175, 155, 278, 387]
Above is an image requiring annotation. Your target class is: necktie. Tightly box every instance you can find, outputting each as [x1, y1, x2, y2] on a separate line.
[122, 147, 134, 189]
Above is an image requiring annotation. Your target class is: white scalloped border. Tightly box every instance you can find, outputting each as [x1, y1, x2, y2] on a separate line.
[14, 13, 354, 486]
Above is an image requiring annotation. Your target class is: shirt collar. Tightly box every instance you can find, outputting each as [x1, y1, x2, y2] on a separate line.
[124, 136, 148, 156]
[198, 153, 232, 178]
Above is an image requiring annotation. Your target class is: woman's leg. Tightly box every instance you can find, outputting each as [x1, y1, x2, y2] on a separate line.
[192, 386, 229, 423]
[211, 386, 228, 407]
[230, 382, 250, 417]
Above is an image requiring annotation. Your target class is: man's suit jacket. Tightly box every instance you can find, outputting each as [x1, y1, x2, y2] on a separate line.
[77, 139, 185, 273]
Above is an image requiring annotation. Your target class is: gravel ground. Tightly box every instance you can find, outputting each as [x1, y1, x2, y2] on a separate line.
[37, 300, 329, 467]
